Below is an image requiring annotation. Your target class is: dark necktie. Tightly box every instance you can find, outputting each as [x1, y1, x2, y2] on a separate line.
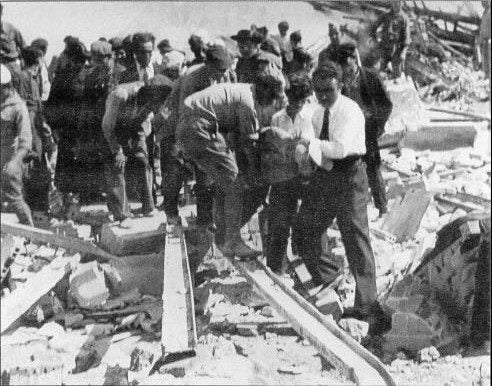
[320, 108, 330, 140]
[143, 69, 149, 83]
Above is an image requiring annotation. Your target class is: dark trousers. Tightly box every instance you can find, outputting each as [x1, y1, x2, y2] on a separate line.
[380, 44, 405, 78]
[1, 163, 34, 226]
[160, 139, 214, 224]
[364, 147, 387, 212]
[266, 178, 302, 272]
[213, 176, 268, 246]
[293, 160, 377, 314]
[105, 133, 155, 221]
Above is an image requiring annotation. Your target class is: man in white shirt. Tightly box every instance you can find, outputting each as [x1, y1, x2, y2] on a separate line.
[293, 63, 388, 334]
[266, 73, 314, 274]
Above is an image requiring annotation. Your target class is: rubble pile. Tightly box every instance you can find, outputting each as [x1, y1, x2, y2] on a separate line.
[1, 235, 66, 297]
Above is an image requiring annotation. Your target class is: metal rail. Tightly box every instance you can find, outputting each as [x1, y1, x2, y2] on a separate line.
[229, 257, 396, 386]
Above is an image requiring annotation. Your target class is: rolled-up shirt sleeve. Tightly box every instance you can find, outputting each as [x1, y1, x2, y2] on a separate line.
[102, 88, 127, 154]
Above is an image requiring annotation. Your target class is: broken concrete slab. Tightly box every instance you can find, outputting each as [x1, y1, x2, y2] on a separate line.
[382, 188, 432, 243]
[383, 312, 440, 354]
[314, 288, 343, 321]
[400, 123, 478, 151]
[68, 261, 109, 309]
[100, 213, 166, 256]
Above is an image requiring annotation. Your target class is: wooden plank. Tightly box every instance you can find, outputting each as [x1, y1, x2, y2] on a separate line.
[1, 254, 79, 334]
[427, 107, 491, 122]
[435, 193, 486, 212]
[1, 220, 120, 263]
[161, 218, 197, 357]
[230, 258, 394, 386]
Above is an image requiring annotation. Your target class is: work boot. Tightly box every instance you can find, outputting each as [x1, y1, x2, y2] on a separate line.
[219, 239, 261, 260]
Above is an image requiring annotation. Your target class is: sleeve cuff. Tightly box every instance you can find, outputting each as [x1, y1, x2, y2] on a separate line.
[308, 139, 323, 166]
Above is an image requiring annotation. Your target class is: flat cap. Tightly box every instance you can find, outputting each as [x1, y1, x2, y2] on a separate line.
[91, 40, 112, 56]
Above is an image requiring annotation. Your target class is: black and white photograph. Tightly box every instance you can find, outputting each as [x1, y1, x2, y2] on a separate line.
[0, 0, 490, 384]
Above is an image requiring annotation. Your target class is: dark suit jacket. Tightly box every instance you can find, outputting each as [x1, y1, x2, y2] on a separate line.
[358, 67, 393, 141]
[117, 62, 162, 85]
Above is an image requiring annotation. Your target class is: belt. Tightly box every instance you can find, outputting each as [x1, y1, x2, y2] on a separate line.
[332, 155, 363, 171]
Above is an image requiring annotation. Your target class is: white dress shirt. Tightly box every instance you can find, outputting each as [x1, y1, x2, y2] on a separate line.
[271, 106, 315, 140]
[309, 94, 366, 170]
[136, 61, 155, 82]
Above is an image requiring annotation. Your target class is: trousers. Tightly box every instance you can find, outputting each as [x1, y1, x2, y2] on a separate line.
[105, 133, 155, 221]
[266, 177, 303, 272]
[1, 162, 34, 226]
[293, 160, 377, 314]
[160, 139, 214, 224]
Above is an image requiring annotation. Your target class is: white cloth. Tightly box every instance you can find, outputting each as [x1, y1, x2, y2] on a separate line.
[309, 94, 366, 170]
[271, 106, 315, 140]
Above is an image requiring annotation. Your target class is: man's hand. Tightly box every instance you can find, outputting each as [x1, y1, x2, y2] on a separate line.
[114, 149, 126, 170]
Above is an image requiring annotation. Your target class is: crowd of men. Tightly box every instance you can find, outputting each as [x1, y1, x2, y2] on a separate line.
[1, 2, 414, 333]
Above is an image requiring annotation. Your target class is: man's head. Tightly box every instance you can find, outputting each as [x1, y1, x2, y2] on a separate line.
[292, 48, 313, 71]
[392, 1, 402, 13]
[109, 37, 126, 63]
[205, 45, 233, 71]
[1, 64, 13, 102]
[256, 27, 269, 41]
[188, 34, 205, 56]
[254, 73, 284, 106]
[157, 39, 173, 56]
[328, 23, 340, 46]
[312, 61, 343, 109]
[21, 46, 42, 70]
[132, 32, 155, 68]
[290, 30, 302, 48]
[278, 21, 289, 37]
[285, 73, 312, 116]
[231, 29, 263, 59]
[90, 40, 112, 66]
[336, 43, 358, 74]
[137, 74, 174, 113]
[31, 38, 48, 57]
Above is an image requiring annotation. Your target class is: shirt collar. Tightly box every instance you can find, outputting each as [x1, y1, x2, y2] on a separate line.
[329, 94, 343, 116]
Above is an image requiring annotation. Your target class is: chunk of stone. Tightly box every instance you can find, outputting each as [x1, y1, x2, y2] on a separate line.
[69, 261, 109, 308]
[417, 346, 440, 363]
[338, 318, 369, 343]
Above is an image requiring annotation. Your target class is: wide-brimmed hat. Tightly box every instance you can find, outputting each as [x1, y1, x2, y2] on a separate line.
[157, 39, 173, 53]
[231, 29, 263, 44]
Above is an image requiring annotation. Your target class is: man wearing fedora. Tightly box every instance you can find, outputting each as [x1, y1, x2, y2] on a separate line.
[157, 39, 185, 81]
[231, 29, 282, 84]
